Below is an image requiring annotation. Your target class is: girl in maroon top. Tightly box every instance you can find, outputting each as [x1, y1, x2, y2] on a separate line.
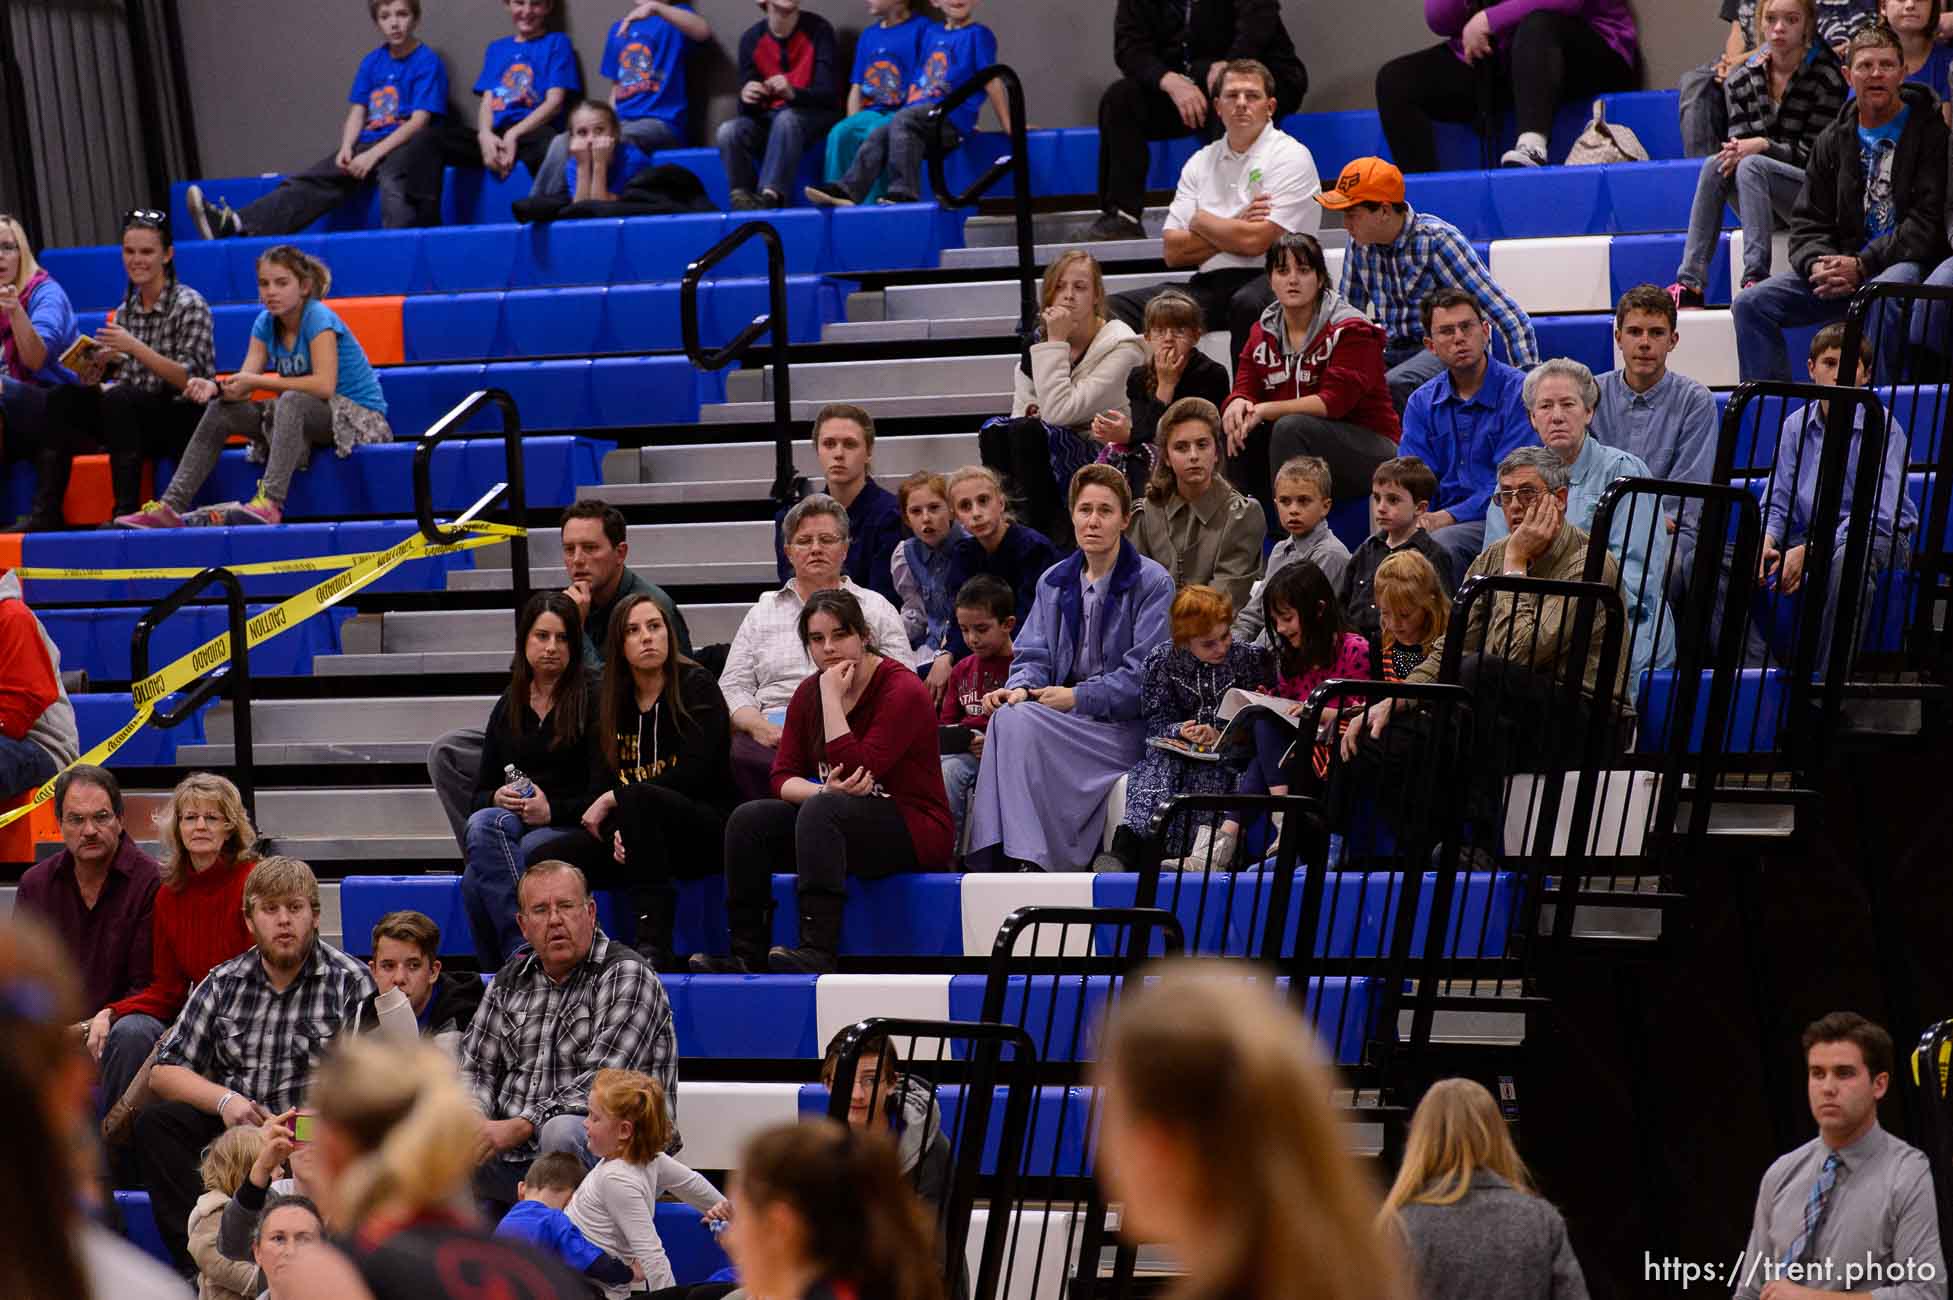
[706, 589, 951, 976]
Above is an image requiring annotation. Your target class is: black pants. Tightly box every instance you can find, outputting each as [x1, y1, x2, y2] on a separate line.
[978, 415, 1072, 548]
[1266, 413, 1400, 504]
[434, 116, 556, 179]
[1107, 270, 1272, 380]
[134, 1100, 225, 1275]
[240, 136, 444, 234]
[40, 384, 204, 517]
[1374, 12, 1637, 173]
[611, 782, 726, 911]
[1096, 73, 1304, 221]
[723, 794, 918, 908]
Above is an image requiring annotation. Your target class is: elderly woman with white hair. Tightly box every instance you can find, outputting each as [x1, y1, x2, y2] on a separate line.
[1486, 357, 1676, 686]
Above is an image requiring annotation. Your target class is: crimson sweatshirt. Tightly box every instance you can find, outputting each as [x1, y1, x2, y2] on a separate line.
[1229, 290, 1401, 443]
[107, 855, 253, 1024]
[937, 652, 1013, 731]
[773, 658, 953, 868]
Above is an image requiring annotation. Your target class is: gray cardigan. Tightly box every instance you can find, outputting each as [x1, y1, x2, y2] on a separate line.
[1395, 1172, 1589, 1300]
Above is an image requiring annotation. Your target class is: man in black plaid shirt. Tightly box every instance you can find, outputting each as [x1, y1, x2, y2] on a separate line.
[461, 859, 678, 1218]
[134, 855, 374, 1275]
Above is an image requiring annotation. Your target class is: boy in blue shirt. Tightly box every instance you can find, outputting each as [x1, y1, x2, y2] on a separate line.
[806, 0, 1009, 207]
[823, 0, 930, 203]
[493, 1153, 639, 1288]
[530, 0, 711, 199]
[450, 0, 581, 183]
[187, 0, 446, 237]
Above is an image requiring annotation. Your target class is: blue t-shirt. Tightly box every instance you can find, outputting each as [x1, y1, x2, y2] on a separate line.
[493, 1200, 603, 1273]
[6, 275, 79, 387]
[476, 33, 581, 131]
[348, 42, 449, 148]
[852, 14, 929, 112]
[905, 21, 998, 134]
[601, 6, 696, 133]
[1906, 43, 1953, 102]
[249, 299, 387, 415]
[1856, 104, 1908, 244]
[565, 141, 656, 198]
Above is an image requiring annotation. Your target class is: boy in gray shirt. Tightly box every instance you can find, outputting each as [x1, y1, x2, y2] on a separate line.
[1232, 456, 1350, 646]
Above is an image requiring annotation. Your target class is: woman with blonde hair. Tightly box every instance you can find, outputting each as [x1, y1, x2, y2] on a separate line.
[1094, 960, 1411, 1300]
[92, 771, 259, 1116]
[978, 250, 1144, 547]
[278, 1036, 589, 1298]
[1383, 1078, 1589, 1299]
[0, 213, 82, 478]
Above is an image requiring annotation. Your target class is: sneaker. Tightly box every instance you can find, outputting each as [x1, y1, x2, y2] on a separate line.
[112, 500, 184, 529]
[1163, 823, 1236, 873]
[758, 188, 784, 209]
[881, 191, 918, 205]
[1666, 282, 1706, 311]
[766, 943, 837, 975]
[185, 185, 242, 240]
[227, 494, 283, 526]
[1084, 211, 1146, 242]
[1499, 142, 1547, 168]
[729, 188, 762, 211]
[804, 182, 855, 207]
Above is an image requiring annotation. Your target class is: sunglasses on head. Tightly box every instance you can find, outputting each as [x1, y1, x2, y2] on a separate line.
[123, 208, 170, 233]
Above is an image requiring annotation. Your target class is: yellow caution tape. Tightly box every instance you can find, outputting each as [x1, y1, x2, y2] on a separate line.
[0, 511, 526, 830]
[12, 519, 527, 580]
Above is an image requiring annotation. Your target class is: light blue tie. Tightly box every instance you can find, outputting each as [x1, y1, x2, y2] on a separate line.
[1781, 1151, 1840, 1269]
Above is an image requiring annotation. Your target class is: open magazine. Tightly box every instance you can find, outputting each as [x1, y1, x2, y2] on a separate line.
[1144, 688, 1303, 763]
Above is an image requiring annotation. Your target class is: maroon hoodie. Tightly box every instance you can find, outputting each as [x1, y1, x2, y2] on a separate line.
[1229, 290, 1401, 442]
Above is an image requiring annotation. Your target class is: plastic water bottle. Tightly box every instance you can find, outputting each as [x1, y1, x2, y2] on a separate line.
[504, 765, 536, 798]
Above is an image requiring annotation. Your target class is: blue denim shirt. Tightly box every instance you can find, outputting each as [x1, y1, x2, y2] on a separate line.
[1763, 400, 1917, 556]
[1398, 357, 1536, 525]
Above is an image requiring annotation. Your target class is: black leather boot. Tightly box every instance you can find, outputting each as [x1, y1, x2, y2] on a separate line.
[768, 892, 845, 974]
[689, 902, 772, 973]
[633, 889, 682, 973]
[9, 446, 70, 531]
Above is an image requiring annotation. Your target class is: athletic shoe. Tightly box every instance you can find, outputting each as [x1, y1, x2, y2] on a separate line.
[729, 188, 762, 210]
[1499, 142, 1547, 168]
[226, 494, 283, 526]
[1666, 282, 1706, 311]
[1084, 211, 1146, 242]
[758, 189, 784, 208]
[185, 185, 242, 240]
[804, 182, 855, 207]
[1163, 823, 1236, 873]
[112, 500, 184, 529]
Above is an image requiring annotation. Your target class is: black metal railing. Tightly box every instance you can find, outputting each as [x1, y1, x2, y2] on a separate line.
[131, 566, 255, 823]
[413, 387, 530, 622]
[925, 64, 1035, 342]
[681, 220, 800, 506]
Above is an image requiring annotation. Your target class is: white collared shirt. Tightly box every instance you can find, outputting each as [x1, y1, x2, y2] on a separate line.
[718, 577, 913, 715]
[1165, 119, 1321, 273]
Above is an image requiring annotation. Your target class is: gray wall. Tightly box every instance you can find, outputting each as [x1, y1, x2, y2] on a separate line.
[180, 1, 1725, 178]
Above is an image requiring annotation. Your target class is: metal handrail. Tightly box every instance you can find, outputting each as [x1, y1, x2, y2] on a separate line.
[681, 220, 800, 506]
[412, 387, 530, 622]
[131, 566, 255, 824]
[925, 64, 1036, 343]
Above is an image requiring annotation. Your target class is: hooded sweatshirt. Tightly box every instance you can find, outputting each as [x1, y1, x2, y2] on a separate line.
[0, 570, 78, 769]
[1228, 290, 1400, 442]
[1011, 318, 1147, 432]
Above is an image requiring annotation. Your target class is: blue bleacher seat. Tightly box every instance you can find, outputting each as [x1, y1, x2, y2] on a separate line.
[1636, 668, 1787, 754]
[653, 1203, 733, 1285]
[113, 1191, 174, 1267]
[76, 692, 201, 766]
[339, 875, 628, 957]
[40, 605, 352, 682]
[1608, 233, 1734, 306]
[511, 219, 624, 289]
[667, 974, 820, 1058]
[797, 1083, 1094, 1178]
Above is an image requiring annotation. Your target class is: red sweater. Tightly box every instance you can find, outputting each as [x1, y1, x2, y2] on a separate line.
[108, 855, 253, 1024]
[1230, 299, 1400, 443]
[937, 652, 1013, 731]
[773, 658, 954, 869]
[0, 597, 58, 741]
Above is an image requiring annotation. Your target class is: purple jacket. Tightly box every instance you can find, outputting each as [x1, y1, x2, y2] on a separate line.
[1425, 0, 1637, 70]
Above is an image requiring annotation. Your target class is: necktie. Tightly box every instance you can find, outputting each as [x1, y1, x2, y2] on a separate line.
[1781, 1151, 1840, 1269]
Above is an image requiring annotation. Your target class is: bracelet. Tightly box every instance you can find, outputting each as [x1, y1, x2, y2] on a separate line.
[217, 1091, 236, 1119]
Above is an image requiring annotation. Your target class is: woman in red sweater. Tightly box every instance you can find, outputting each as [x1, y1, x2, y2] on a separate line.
[1220, 232, 1401, 511]
[90, 771, 258, 1115]
[700, 589, 951, 976]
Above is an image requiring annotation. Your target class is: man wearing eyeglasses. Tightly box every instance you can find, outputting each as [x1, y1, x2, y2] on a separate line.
[460, 859, 676, 1221]
[16, 765, 161, 1033]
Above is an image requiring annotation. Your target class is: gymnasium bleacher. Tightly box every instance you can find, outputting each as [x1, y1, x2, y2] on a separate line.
[11, 64, 1953, 1295]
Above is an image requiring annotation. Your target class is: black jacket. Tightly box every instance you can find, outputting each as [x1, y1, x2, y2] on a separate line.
[1126, 347, 1233, 447]
[1789, 83, 1949, 280]
[472, 680, 599, 827]
[1113, 0, 1307, 106]
[594, 661, 735, 812]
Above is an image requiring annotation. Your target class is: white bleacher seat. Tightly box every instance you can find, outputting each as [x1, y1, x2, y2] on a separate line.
[1490, 236, 1614, 313]
[1500, 769, 1660, 858]
[677, 1081, 803, 1170]
[968, 1208, 1086, 1300]
[960, 875, 1096, 958]
[814, 975, 952, 1059]
[1622, 308, 1738, 387]
[1727, 231, 1793, 300]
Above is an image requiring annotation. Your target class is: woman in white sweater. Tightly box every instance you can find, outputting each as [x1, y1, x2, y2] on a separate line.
[977, 250, 1144, 549]
[569, 1068, 729, 1296]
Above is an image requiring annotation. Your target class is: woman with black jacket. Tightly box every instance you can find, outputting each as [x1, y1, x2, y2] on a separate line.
[580, 592, 734, 972]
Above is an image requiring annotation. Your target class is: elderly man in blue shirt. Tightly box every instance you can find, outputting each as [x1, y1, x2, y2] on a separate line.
[1487, 357, 1677, 689]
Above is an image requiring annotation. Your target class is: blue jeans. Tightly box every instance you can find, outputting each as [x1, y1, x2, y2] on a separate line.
[1679, 153, 1803, 291]
[530, 115, 682, 198]
[0, 734, 55, 799]
[461, 807, 582, 968]
[839, 103, 959, 202]
[1732, 262, 1923, 382]
[717, 107, 838, 198]
[941, 751, 980, 855]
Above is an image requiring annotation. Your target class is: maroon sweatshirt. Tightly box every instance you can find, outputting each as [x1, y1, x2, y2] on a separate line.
[1229, 290, 1400, 442]
[773, 657, 954, 868]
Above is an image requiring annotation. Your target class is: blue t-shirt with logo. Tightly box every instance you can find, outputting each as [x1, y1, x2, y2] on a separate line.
[601, 6, 696, 134]
[1856, 104, 1908, 245]
[851, 14, 929, 112]
[904, 21, 998, 135]
[347, 42, 448, 148]
[565, 141, 656, 198]
[250, 300, 387, 415]
[476, 33, 581, 131]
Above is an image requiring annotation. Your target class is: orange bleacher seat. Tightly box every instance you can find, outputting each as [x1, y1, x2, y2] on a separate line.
[61, 454, 149, 528]
[325, 296, 406, 367]
[0, 533, 19, 565]
[0, 791, 36, 866]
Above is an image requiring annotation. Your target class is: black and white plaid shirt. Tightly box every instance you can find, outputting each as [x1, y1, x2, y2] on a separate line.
[107, 278, 217, 396]
[1726, 45, 1850, 170]
[155, 939, 376, 1112]
[460, 931, 677, 1162]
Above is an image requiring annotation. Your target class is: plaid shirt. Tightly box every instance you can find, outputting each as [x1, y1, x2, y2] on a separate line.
[106, 279, 217, 396]
[155, 939, 375, 1112]
[1726, 44, 1849, 169]
[1337, 208, 1540, 369]
[460, 931, 677, 1162]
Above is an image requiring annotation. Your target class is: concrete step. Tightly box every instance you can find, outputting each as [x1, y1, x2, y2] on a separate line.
[941, 237, 1163, 270]
[469, 523, 769, 570]
[699, 394, 1009, 424]
[941, 224, 1344, 270]
[182, 696, 493, 765]
[353, 604, 750, 655]
[871, 270, 1189, 323]
[450, 560, 779, 591]
[962, 206, 1172, 248]
[587, 434, 981, 505]
[822, 317, 1017, 343]
[726, 355, 1016, 403]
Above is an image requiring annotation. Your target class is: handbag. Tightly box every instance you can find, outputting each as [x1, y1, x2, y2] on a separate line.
[1564, 99, 1649, 166]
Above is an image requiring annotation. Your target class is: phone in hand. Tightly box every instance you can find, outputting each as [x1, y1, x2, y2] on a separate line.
[292, 1110, 317, 1145]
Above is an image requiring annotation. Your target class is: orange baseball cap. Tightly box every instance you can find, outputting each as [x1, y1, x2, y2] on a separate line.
[1317, 157, 1406, 210]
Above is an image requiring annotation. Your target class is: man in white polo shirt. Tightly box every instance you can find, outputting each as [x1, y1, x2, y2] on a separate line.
[1106, 58, 1320, 366]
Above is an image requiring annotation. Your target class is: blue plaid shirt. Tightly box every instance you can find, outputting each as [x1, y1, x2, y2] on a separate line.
[1337, 207, 1539, 369]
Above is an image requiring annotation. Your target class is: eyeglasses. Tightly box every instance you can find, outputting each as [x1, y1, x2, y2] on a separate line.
[788, 534, 846, 550]
[524, 899, 590, 921]
[123, 209, 170, 233]
[1490, 486, 1551, 508]
[61, 811, 118, 830]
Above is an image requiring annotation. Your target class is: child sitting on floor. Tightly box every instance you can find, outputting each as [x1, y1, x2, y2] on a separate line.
[494, 1151, 639, 1290]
